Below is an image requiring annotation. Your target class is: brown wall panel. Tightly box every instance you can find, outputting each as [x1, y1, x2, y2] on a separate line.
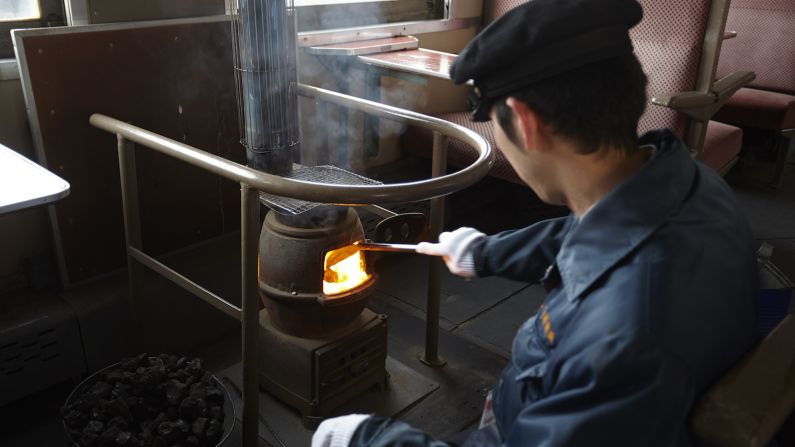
[20, 20, 242, 285]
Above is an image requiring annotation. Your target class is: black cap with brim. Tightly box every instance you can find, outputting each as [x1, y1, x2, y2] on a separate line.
[451, 0, 644, 122]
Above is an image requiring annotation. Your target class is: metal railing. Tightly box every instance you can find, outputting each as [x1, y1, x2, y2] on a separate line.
[90, 83, 492, 447]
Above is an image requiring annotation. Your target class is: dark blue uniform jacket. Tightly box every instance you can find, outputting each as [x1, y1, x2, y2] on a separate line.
[351, 130, 759, 446]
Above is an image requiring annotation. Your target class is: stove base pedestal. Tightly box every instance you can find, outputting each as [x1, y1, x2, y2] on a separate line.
[257, 308, 388, 426]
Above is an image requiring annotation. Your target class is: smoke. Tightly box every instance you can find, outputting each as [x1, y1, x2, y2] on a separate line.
[295, 2, 429, 173]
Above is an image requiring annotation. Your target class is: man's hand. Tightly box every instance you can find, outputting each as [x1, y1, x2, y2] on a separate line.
[416, 227, 485, 278]
[312, 414, 371, 447]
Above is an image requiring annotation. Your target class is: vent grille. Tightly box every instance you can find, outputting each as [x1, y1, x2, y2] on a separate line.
[0, 328, 61, 376]
[316, 324, 387, 400]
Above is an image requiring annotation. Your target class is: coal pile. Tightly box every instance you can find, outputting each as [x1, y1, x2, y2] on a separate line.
[62, 354, 227, 447]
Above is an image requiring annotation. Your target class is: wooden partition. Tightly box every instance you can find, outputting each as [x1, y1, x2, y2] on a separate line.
[15, 17, 242, 287]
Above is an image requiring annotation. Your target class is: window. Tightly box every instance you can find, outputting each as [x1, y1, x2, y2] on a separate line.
[0, 0, 40, 22]
[295, 0, 445, 32]
[0, 0, 64, 59]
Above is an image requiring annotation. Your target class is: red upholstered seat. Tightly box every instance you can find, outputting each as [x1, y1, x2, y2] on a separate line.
[715, 88, 795, 131]
[703, 121, 744, 172]
[713, 0, 795, 132]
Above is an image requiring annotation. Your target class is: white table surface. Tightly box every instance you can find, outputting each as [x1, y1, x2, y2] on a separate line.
[0, 144, 70, 214]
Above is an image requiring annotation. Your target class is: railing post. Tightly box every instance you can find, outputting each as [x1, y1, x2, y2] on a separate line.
[240, 184, 261, 447]
[421, 131, 447, 367]
[117, 135, 144, 351]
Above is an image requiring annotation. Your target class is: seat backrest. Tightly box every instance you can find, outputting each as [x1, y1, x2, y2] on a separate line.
[484, 0, 530, 24]
[631, 0, 714, 136]
[716, 0, 795, 95]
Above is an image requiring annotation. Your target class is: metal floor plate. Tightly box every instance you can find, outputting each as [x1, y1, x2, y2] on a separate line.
[218, 356, 438, 446]
[259, 165, 381, 215]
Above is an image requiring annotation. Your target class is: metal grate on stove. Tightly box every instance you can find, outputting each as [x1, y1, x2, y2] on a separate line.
[259, 165, 382, 214]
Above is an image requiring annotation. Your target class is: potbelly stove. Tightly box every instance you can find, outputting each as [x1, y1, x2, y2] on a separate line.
[257, 206, 387, 423]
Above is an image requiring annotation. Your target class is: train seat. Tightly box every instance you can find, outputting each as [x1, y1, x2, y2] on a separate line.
[712, 0, 795, 184]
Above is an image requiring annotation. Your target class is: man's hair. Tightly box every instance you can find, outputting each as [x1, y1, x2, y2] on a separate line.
[493, 54, 648, 154]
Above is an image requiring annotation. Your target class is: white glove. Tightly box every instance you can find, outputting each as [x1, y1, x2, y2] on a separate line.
[416, 227, 485, 278]
[311, 414, 371, 447]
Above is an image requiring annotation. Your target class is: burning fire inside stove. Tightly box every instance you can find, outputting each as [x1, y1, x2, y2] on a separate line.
[323, 245, 372, 296]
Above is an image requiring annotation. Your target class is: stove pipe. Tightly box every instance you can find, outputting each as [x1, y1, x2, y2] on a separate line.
[232, 0, 300, 175]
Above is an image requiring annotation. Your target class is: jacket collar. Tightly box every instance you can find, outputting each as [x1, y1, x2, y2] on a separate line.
[556, 130, 698, 301]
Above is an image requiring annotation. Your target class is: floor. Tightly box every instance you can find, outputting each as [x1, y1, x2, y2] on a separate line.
[1, 156, 794, 447]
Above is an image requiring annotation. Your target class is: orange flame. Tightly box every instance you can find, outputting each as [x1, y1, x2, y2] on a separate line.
[323, 247, 371, 296]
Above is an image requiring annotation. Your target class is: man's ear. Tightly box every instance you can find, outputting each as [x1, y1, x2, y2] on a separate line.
[506, 97, 542, 152]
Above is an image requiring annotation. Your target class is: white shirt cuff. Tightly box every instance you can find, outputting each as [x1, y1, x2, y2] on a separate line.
[328, 414, 371, 447]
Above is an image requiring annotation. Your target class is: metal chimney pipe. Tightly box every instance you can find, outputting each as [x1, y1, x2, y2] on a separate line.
[232, 0, 300, 175]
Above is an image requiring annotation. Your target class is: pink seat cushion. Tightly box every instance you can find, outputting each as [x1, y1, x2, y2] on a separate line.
[703, 121, 743, 172]
[401, 111, 524, 185]
[714, 88, 795, 131]
[487, 0, 531, 23]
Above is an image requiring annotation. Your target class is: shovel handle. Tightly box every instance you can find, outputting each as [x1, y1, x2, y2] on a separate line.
[353, 241, 420, 253]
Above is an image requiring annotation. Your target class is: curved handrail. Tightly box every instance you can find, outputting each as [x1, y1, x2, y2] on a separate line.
[90, 84, 493, 205]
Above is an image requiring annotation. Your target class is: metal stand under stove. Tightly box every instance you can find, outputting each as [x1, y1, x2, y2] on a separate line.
[91, 83, 492, 447]
[258, 308, 388, 427]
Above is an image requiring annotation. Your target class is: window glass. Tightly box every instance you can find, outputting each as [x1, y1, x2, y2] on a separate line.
[0, 0, 41, 22]
[295, 0, 444, 31]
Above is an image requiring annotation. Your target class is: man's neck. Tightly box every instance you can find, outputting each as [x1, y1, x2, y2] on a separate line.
[561, 146, 651, 217]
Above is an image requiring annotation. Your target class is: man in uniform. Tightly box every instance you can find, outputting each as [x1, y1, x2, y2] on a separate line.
[313, 0, 759, 445]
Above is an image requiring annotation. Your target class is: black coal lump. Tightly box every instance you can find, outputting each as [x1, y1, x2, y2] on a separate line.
[64, 409, 89, 429]
[177, 395, 206, 421]
[90, 406, 109, 423]
[188, 381, 205, 398]
[96, 426, 122, 447]
[106, 416, 130, 431]
[87, 381, 113, 400]
[85, 420, 105, 434]
[115, 431, 141, 447]
[186, 359, 202, 374]
[190, 417, 207, 436]
[156, 421, 180, 443]
[165, 380, 188, 406]
[208, 406, 223, 421]
[174, 419, 190, 434]
[205, 387, 224, 406]
[205, 419, 221, 443]
[78, 431, 99, 447]
[121, 353, 149, 371]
